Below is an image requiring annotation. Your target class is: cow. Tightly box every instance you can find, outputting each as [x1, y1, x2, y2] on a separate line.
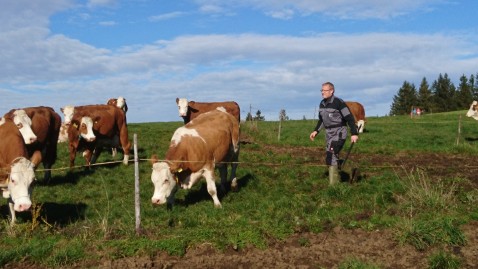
[58, 122, 68, 143]
[176, 98, 240, 124]
[0, 117, 40, 224]
[107, 96, 128, 113]
[151, 108, 240, 208]
[466, 101, 478, 120]
[107, 96, 128, 156]
[3, 107, 61, 181]
[345, 101, 366, 133]
[61, 104, 131, 168]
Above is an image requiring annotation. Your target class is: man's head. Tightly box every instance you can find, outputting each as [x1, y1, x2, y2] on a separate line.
[321, 82, 335, 99]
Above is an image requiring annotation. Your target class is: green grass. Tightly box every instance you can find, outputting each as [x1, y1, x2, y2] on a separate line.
[0, 111, 477, 267]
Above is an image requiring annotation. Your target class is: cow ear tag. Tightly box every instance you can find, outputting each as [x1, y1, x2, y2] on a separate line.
[73, 123, 78, 129]
[175, 168, 183, 184]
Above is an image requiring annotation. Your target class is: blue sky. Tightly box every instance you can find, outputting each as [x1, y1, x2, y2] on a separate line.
[1, 0, 478, 123]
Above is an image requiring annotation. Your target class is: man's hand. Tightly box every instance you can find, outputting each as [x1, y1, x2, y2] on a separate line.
[309, 131, 318, 141]
[351, 135, 358, 143]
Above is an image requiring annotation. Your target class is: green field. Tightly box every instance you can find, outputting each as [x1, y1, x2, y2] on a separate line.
[1, 111, 477, 268]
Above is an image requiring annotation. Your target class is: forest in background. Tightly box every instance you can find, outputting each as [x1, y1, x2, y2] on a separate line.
[390, 72, 478, 115]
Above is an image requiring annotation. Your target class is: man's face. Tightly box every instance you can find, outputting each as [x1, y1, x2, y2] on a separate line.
[321, 85, 334, 98]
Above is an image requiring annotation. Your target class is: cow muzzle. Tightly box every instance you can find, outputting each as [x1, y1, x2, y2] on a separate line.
[151, 197, 166, 205]
[13, 196, 32, 212]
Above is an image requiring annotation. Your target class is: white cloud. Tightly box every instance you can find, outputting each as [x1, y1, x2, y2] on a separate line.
[99, 20, 116, 26]
[148, 12, 188, 22]
[87, 0, 116, 8]
[194, 0, 446, 19]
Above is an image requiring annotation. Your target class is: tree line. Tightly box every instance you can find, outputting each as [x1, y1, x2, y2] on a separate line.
[389, 73, 478, 116]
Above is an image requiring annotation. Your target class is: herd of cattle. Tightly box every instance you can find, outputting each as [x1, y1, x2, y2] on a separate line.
[1, 97, 368, 224]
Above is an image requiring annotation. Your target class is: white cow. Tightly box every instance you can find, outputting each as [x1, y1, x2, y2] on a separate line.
[466, 101, 478, 120]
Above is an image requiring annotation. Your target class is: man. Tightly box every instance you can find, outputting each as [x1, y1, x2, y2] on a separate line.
[309, 82, 359, 185]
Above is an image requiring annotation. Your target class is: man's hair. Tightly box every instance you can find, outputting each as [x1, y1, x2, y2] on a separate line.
[322, 82, 335, 90]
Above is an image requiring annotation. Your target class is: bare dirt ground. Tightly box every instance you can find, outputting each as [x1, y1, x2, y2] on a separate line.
[6, 147, 478, 269]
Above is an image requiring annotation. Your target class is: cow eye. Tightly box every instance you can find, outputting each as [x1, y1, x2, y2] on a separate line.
[16, 123, 23, 128]
[163, 179, 170, 185]
[10, 178, 15, 184]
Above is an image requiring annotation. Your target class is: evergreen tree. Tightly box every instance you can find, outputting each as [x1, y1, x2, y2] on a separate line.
[455, 74, 473, 110]
[254, 110, 265, 121]
[431, 73, 456, 112]
[389, 81, 418, 115]
[471, 74, 478, 101]
[417, 77, 432, 113]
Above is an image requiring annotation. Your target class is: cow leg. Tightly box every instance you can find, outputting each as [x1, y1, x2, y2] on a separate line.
[181, 170, 203, 190]
[204, 169, 221, 208]
[111, 134, 120, 157]
[119, 125, 131, 165]
[218, 164, 228, 194]
[229, 148, 240, 192]
[90, 147, 102, 164]
[68, 143, 78, 168]
[82, 149, 93, 167]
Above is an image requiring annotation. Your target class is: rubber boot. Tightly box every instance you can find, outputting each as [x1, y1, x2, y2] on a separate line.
[329, 165, 339, 185]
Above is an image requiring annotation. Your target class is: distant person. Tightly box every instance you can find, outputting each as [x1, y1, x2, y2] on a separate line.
[309, 82, 359, 185]
[416, 107, 421, 117]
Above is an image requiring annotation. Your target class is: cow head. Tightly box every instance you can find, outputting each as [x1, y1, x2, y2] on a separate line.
[151, 161, 178, 205]
[176, 98, 189, 117]
[78, 117, 96, 142]
[9, 109, 37, 144]
[7, 157, 36, 212]
[61, 105, 75, 125]
[466, 101, 478, 120]
[117, 96, 127, 112]
[69, 116, 96, 142]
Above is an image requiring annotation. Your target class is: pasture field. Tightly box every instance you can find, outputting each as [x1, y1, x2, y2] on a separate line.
[1, 111, 478, 268]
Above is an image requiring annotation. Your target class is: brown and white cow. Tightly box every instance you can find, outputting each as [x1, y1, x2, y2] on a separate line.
[3, 107, 61, 181]
[57, 123, 69, 143]
[176, 98, 240, 124]
[107, 96, 128, 113]
[151, 108, 240, 208]
[466, 101, 478, 120]
[0, 118, 40, 224]
[345, 101, 366, 133]
[61, 104, 131, 168]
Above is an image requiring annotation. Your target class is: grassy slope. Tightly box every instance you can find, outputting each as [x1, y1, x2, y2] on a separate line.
[1, 111, 477, 267]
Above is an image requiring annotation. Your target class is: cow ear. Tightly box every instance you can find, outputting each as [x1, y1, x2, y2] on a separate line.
[71, 119, 80, 130]
[30, 151, 42, 168]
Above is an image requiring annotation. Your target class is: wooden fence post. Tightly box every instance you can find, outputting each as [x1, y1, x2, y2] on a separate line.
[278, 119, 282, 141]
[456, 115, 461, 146]
[134, 133, 141, 235]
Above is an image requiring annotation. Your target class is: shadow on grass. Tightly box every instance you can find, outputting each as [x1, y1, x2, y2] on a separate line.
[35, 169, 95, 186]
[340, 167, 365, 184]
[464, 137, 478, 142]
[174, 173, 255, 208]
[0, 202, 87, 226]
